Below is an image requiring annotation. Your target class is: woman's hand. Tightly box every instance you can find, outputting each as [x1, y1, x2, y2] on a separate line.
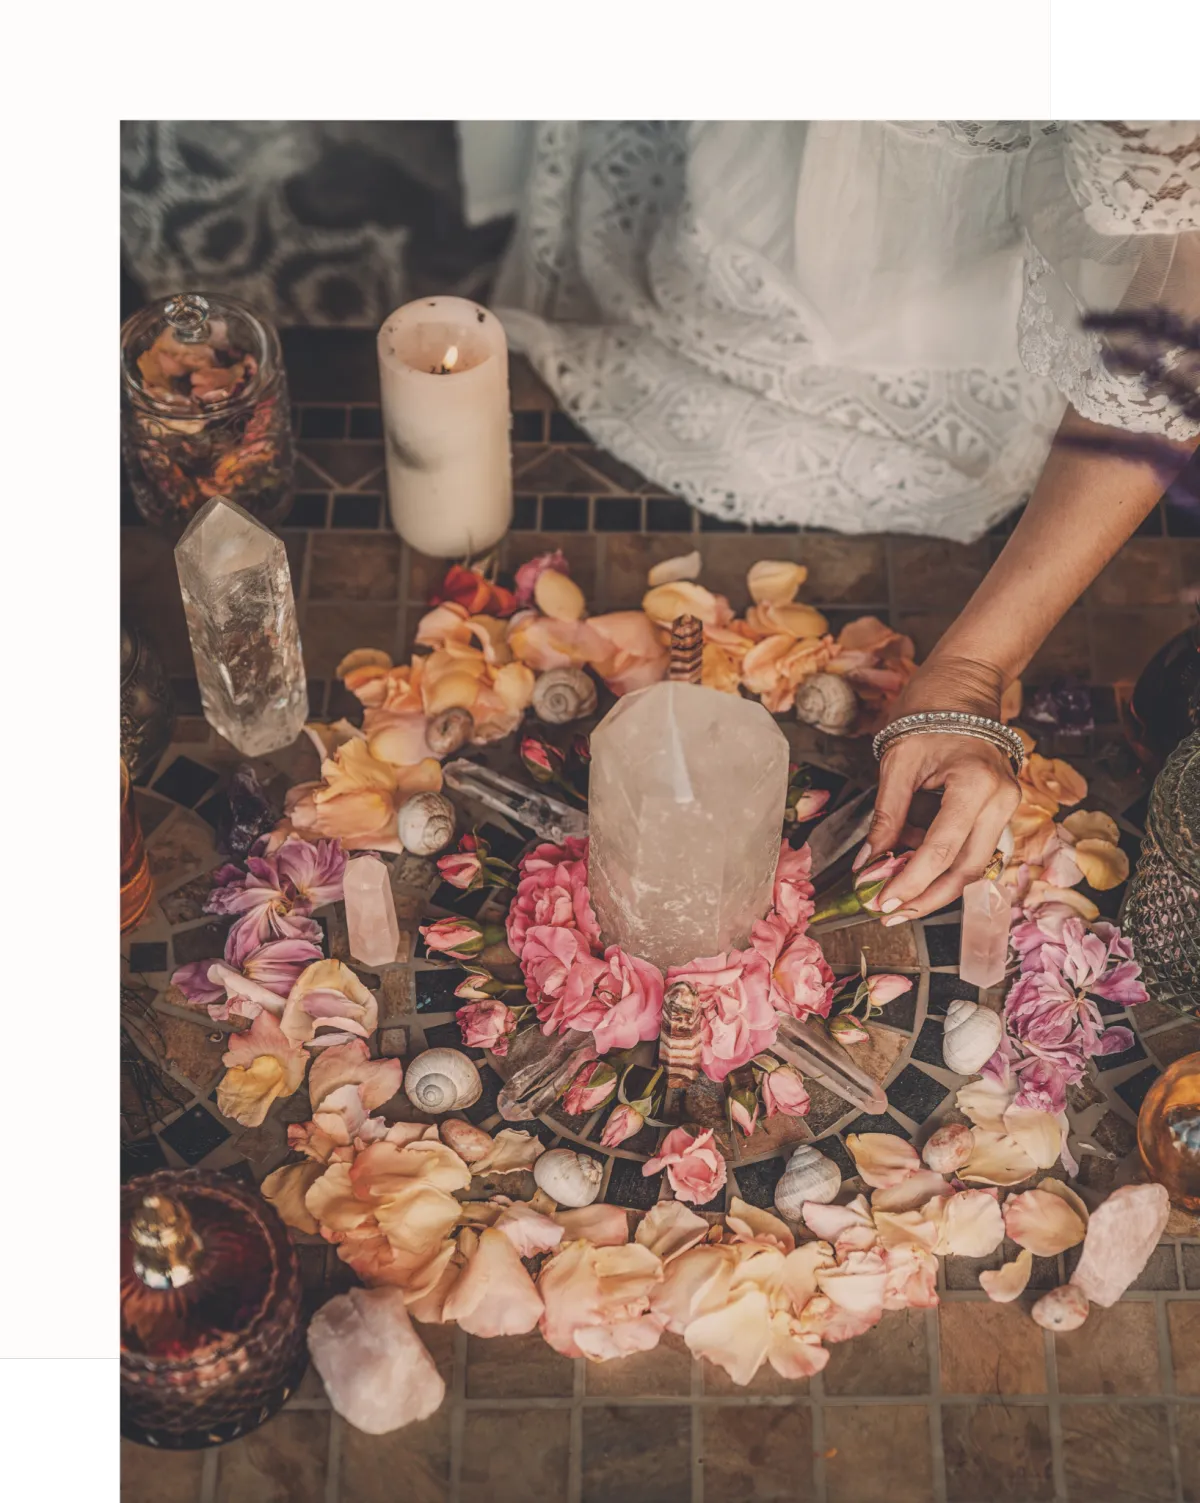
[856, 655, 1021, 925]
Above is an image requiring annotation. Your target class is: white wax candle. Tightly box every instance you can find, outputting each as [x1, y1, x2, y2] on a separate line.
[377, 297, 512, 557]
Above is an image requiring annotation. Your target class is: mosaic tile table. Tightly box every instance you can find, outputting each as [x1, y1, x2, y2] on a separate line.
[120, 333, 1200, 1503]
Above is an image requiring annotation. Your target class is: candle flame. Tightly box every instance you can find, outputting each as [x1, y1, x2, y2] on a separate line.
[443, 345, 459, 370]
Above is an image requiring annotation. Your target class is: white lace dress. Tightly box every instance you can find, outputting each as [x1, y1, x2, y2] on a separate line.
[463, 121, 1200, 540]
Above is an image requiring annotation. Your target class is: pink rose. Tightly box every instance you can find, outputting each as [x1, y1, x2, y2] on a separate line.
[665, 949, 777, 1082]
[514, 549, 570, 608]
[855, 850, 912, 911]
[457, 999, 518, 1055]
[506, 838, 600, 958]
[600, 1104, 645, 1147]
[762, 1066, 811, 1118]
[773, 841, 816, 930]
[520, 735, 563, 782]
[750, 912, 835, 1020]
[729, 1093, 759, 1136]
[562, 1061, 617, 1115]
[829, 1015, 870, 1045]
[438, 849, 483, 890]
[420, 917, 486, 959]
[588, 946, 664, 1053]
[865, 974, 913, 1007]
[792, 788, 831, 821]
[521, 925, 608, 1036]
[643, 1126, 727, 1205]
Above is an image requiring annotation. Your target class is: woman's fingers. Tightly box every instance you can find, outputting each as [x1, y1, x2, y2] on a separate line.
[881, 791, 1014, 923]
[855, 739, 928, 872]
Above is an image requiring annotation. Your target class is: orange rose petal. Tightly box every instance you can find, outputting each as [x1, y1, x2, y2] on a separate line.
[534, 569, 587, 622]
[1061, 809, 1119, 844]
[747, 559, 807, 605]
[1071, 838, 1129, 891]
[335, 648, 393, 679]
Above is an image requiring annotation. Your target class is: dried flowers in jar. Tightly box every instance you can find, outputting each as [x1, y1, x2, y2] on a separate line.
[120, 292, 295, 535]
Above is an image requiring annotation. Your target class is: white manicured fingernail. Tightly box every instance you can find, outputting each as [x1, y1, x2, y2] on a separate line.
[852, 843, 872, 872]
[880, 897, 902, 914]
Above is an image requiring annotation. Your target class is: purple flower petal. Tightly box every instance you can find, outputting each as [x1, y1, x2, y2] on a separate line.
[1095, 1025, 1135, 1056]
[171, 959, 224, 1007]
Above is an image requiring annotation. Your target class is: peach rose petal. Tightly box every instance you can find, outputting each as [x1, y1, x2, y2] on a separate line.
[553, 1204, 630, 1246]
[1023, 883, 1100, 921]
[725, 1198, 796, 1253]
[870, 1170, 952, 1214]
[415, 604, 473, 649]
[471, 1129, 545, 1175]
[684, 1285, 771, 1387]
[941, 1189, 1006, 1257]
[1003, 1189, 1087, 1256]
[534, 569, 587, 622]
[651, 1245, 739, 1335]
[959, 1131, 1038, 1187]
[1072, 839, 1130, 891]
[766, 1314, 831, 1380]
[642, 580, 731, 628]
[442, 1227, 544, 1337]
[980, 1248, 1034, 1303]
[647, 551, 702, 588]
[1061, 809, 1120, 844]
[957, 1076, 1019, 1134]
[261, 1160, 324, 1234]
[745, 601, 830, 640]
[508, 614, 610, 672]
[816, 1249, 888, 1317]
[492, 1203, 565, 1257]
[801, 1195, 877, 1254]
[747, 559, 808, 605]
[846, 1133, 921, 1189]
[635, 1201, 713, 1262]
[872, 1208, 942, 1255]
[1037, 1177, 1090, 1228]
[1001, 1108, 1064, 1171]
[336, 648, 393, 678]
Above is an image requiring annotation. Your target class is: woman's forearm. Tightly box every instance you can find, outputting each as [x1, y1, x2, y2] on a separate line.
[925, 407, 1197, 686]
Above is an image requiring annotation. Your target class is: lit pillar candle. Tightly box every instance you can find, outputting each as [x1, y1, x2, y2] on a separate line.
[377, 297, 512, 557]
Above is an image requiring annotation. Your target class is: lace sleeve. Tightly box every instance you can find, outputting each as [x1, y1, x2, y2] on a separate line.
[1017, 122, 1200, 439]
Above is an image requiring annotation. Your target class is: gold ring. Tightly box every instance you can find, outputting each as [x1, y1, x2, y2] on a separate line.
[983, 849, 1005, 882]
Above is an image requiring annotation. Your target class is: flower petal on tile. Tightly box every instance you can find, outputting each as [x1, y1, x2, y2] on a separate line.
[553, 1204, 630, 1247]
[1003, 1188, 1087, 1256]
[725, 1198, 796, 1253]
[1061, 809, 1120, 845]
[471, 1129, 545, 1174]
[684, 1285, 771, 1387]
[959, 1131, 1038, 1187]
[1071, 839, 1130, 891]
[957, 1077, 1018, 1134]
[647, 550, 702, 588]
[747, 560, 808, 605]
[766, 1312, 830, 1379]
[816, 1249, 888, 1316]
[534, 569, 587, 623]
[642, 580, 732, 628]
[492, 1203, 565, 1257]
[846, 1132, 921, 1189]
[871, 1170, 952, 1214]
[801, 1195, 877, 1251]
[261, 1160, 324, 1234]
[1001, 1107, 1064, 1171]
[872, 1208, 942, 1254]
[442, 1226, 544, 1337]
[980, 1248, 1034, 1303]
[1036, 1177, 1090, 1228]
[941, 1189, 1006, 1257]
[650, 1245, 739, 1335]
[635, 1201, 711, 1262]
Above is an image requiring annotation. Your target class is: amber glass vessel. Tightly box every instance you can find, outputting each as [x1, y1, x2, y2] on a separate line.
[1138, 1053, 1200, 1211]
[120, 760, 153, 932]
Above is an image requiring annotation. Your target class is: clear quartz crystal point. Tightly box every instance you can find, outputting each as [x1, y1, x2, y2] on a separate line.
[588, 681, 789, 972]
[344, 854, 401, 967]
[959, 878, 1011, 988]
[175, 497, 308, 755]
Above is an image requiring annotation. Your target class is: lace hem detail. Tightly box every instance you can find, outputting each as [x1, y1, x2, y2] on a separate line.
[1063, 122, 1200, 235]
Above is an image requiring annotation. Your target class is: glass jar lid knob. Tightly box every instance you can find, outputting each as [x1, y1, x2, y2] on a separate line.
[163, 293, 211, 344]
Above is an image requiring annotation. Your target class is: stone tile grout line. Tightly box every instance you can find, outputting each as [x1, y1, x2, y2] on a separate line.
[926, 1305, 948, 1503]
[324, 1410, 343, 1503]
[1155, 1291, 1185, 1503]
[448, 1325, 468, 1503]
[567, 1356, 585, 1503]
[1044, 1321, 1069, 1503]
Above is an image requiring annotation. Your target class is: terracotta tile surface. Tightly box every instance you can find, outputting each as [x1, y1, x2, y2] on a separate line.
[700, 1406, 816, 1502]
[585, 1332, 694, 1396]
[941, 1402, 1055, 1502]
[938, 1302, 1048, 1395]
[120, 1441, 205, 1503]
[1060, 1401, 1175, 1503]
[823, 1307, 929, 1395]
[1169, 1300, 1200, 1393]
[1054, 1302, 1162, 1395]
[340, 1409, 451, 1503]
[822, 1405, 933, 1503]
[461, 1409, 571, 1503]
[582, 1405, 692, 1503]
[465, 1331, 575, 1399]
[1179, 1403, 1200, 1503]
[215, 1411, 330, 1503]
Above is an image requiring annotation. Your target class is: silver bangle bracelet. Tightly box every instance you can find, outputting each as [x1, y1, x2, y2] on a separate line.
[872, 712, 1026, 774]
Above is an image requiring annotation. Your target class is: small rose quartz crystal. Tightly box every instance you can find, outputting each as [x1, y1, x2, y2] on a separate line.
[343, 853, 401, 967]
[1068, 1182, 1170, 1308]
[307, 1286, 445, 1434]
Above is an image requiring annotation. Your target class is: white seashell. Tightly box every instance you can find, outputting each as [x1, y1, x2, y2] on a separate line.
[404, 1049, 482, 1113]
[439, 1118, 494, 1164]
[921, 1123, 974, 1174]
[774, 1145, 841, 1224]
[1031, 1284, 1089, 1332]
[397, 791, 456, 856]
[531, 667, 598, 725]
[425, 707, 473, 758]
[794, 674, 858, 736]
[942, 999, 1004, 1076]
[532, 1148, 603, 1207]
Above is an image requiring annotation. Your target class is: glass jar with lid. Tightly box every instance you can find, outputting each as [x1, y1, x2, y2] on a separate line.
[120, 292, 295, 535]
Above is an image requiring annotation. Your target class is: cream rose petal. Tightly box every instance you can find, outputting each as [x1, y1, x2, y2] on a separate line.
[747, 559, 808, 605]
[472, 1129, 545, 1174]
[1001, 1107, 1064, 1170]
[493, 1203, 565, 1257]
[957, 1076, 1018, 1134]
[725, 1198, 796, 1253]
[872, 1208, 943, 1255]
[816, 1250, 888, 1317]
[1003, 1189, 1087, 1256]
[442, 1227, 545, 1337]
[534, 569, 587, 622]
[553, 1204, 631, 1246]
[1037, 1177, 1091, 1228]
[1072, 839, 1130, 891]
[647, 550, 702, 588]
[650, 1245, 739, 1335]
[959, 1131, 1039, 1187]
[635, 1201, 711, 1262]
[683, 1285, 771, 1387]
[870, 1170, 952, 1214]
[642, 580, 730, 628]
[1061, 809, 1120, 844]
[979, 1248, 1034, 1303]
[846, 1132, 921, 1189]
[940, 1189, 1006, 1257]
[261, 1161, 324, 1234]
[766, 1312, 831, 1380]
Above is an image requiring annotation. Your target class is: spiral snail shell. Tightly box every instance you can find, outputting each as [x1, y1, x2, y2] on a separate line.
[396, 791, 456, 856]
[531, 667, 597, 725]
[425, 706, 473, 758]
[941, 999, 1004, 1076]
[404, 1048, 482, 1113]
[794, 673, 858, 736]
[773, 1145, 841, 1225]
[532, 1148, 603, 1207]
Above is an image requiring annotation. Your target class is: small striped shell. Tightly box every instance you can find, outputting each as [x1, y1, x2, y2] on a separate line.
[532, 667, 597, 725]
[774, 1145, 841, 1224]
[404, 1048, 482, 1113]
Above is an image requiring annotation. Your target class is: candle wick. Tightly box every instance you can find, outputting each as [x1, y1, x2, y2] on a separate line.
[431, 344, 460, 376]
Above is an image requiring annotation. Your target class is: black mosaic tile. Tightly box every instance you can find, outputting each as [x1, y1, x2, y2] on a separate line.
[1122, 791, 1151, 830]
[910, 1018, 946, 1067]
[217, 1159, 258, 1188]
[196, 792, 230, 833]
[299, 405, 347, 439]
[813, 1133, 856, 1181]
[880, 991, 918, 1034]
[606, 1156, 662, 1210]
[348, 406, 384, 440]
[511, 411, 545, 442]
[842, 1112, 911, 1141]
[464, 1068, 504, 1124]
[169, 677, 203, 716]
[885, 1064, 950, 1123]
[160, 1105, 231, 1164]
[120, 488, 145, 528]
[699, 513, 748, 532]
[128, 942, 168, 974]
[549, 412, 591, 444]
[326, 682, 363, 722]
[927, 972, 980, 1017]
[594, 497, 642, 531]
[924, 922, 961, 967]
[311, 915, 329, 950]
[415, 967, 466, 1016]
[1115, 1067, 1159, 1115]
[731, 1157, 785, 1209]
[532, 1117, 560, 1148]
[424, 1021, 483, 1060]
[752, 521, 800, 534]
[646, 498, 695, 532]
[122, 1134, 168, 1182]
[541, 495, 589, 531]
[511, 494, 538, 530]
[431, 882, 490, 918]
[477, 823, 527, 865]
[172, 921, 230, 966]
[288, 491, 330, 528]
[546, 1104, 593, 1134]
[1094, 1033, 1147, 1071]
[332, 492, 382, 529]
[1165, 493, 1200, 536]
[154, 756, 220, 808]
[1088, 684, 1118, 726]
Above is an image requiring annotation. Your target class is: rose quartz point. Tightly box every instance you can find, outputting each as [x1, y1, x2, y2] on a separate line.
[1068, 1182, 1170, 1308]
[344, 853, 402, 967]
[959, 878, 1010, 989]
[307, 1285, 445, 1434]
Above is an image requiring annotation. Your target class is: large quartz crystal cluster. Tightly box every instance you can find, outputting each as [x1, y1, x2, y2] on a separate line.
[175, 497, 308, 756]
[588, 681, 790, 971]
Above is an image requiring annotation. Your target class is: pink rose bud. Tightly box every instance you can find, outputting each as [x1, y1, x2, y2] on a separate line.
[600, 1103, 644, 1147]
[562, 1060, 617, 1115]
[729, 1090, 760, 1137]
[829, 1015, 870, 1045]
[570, 733, 591, 765]
[420, 917, 486, 959]
[791, 787, 831, 821]
[514, 549, 570, 608]
[456, 998, 517, 1054]
[854, 850, 912, 911]
[761, 1065, 811, 1118]
[864, 973, 913, 1007]
[520, 735, 563, 783]
[437, 850, 484, 890]
[453, 970, 496, 1002]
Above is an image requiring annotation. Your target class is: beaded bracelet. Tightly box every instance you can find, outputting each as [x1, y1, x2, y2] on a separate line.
[872, 711, 1026, 774]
